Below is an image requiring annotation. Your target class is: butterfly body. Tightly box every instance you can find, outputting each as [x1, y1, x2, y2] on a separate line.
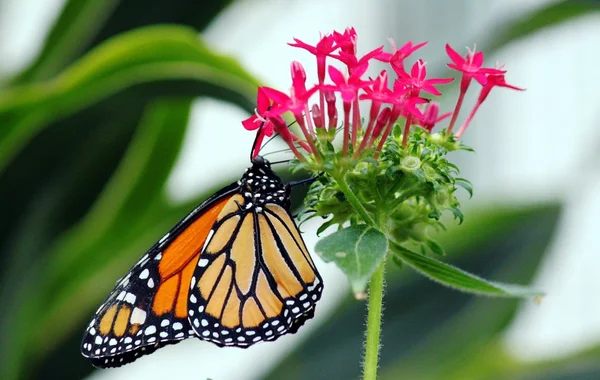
[81, 157, 323, 368]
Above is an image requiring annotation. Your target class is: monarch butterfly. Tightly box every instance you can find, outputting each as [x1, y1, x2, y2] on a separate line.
[80, 155, 323, 368]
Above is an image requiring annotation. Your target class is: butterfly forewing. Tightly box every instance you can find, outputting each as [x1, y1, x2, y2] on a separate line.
[187, 163, 323, 347]
[81, 187, 236, 368]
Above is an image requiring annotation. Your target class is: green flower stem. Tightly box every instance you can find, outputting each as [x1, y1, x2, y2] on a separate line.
[332, 172, 376, 226]
[363, 260, 385, 380]
[332, 171, 384, 380]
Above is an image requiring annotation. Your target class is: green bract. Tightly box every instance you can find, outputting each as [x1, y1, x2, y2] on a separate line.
[294, 125, 540, 299]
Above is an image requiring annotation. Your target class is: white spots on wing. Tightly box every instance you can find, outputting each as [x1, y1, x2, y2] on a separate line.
[201, 319, 208, 327]
[175, 332, 184, 338]
[190, 276, 197, 289]
[159, 232, 170, 244]
[147, 337, 156, 343]
[145, 326, 157, 335]
[155, 252, 162, 260]
[89, 327, 96, 336]
[124, 337, 132, 344]
[246, 330, 256, 336]
[160, 332, 169, 338]
[109, 338, 117, 346]
[197, 306, 205, 313]
[265, 330, 273, 336]
[116, 291, 126, 301]
[237, 336, 246, 342]
[201, 230, 215, 252]
[201, 330, 210, 337]
[193, 319, 200, 328]
[161, 319, 170, 327]
[130, 307, 147, 324]
[95, 336, 103, 345]
[271, 320, 279, 326]
[124, 293, 136, 304]
[173, 322, 183, 331]
[299, 294, 308, 301]
[139, 269, 149, 280]
[198, 259, 209, 268]
[147, 278, 155, 288]
[190, 294, 197, 304]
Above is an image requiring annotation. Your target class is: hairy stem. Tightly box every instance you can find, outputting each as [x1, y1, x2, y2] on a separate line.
[363, 260, 385, 380]
[333, 172, 384, 380]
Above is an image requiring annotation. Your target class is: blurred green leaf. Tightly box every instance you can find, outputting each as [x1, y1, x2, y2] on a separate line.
[1, 97, 228, 379]
[392, 243, 543, 298]
[11, 0, 120, 84]
[488, 0, 600, 52]
[315, 225, 388, 297]
[265, 203, 561, 380]
[0, 24, 259, 172]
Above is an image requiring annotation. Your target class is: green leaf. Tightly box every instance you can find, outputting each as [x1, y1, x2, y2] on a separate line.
[426, 238, 446, 256]
[488, 0, 600, 52]
[0, 97, 229, 379]
[315, 225, 388, 297]
[391, 242, 543, 298]
[0, 25, 260, 173]
[455, 177, 473, 198]
[10, 0, 119, 84]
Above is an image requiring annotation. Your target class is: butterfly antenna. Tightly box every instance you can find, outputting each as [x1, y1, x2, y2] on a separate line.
[288, 176, 319, 188]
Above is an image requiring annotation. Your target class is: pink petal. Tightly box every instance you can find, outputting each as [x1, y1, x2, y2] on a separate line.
[471, 51, 484, 67]
[288, 38, 317, 54]
[328, 65, 347, 86]
[262, 87, 291, 105]
[242, 115, 259, 131]
[427, 77, 454, 85]
[445, 44, 465, 66]
[256, 87, 271, 113]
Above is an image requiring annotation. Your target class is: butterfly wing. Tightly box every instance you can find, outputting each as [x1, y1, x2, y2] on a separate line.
[81, 184, 237, 368]
[187, 169, 323, 347]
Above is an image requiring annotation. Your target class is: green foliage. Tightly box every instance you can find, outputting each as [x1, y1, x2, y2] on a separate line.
[392, 243, 543, 298]
[315, 225, 388, 297]
[265, 204, 561, 380]
[0, 1, 258, 379]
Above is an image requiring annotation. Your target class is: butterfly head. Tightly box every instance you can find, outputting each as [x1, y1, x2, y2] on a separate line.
[240, 156, 290, 209]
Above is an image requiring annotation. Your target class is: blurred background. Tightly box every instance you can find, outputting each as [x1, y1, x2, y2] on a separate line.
[0, 0, 599, 379]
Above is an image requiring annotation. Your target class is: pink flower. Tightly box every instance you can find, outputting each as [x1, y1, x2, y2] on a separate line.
[242, 87, 276, 158]
[477, 70, 525, 104]
[455, 69, 525, 137]
[332, 46, 384, 73]
[333, 27, 357, 56]
[417, 102, 452, 132]
[262, 62, 318, 117]
[395, 59, 454, 96]
[325, 64, 371, 102]
[289, 33, 337, 84]
[446, 44, 504, 91]
[376, 40, 427, 65]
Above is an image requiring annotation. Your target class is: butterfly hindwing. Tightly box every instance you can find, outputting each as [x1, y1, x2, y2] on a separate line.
[187, 162, 323, 347]
[81, 186, 236, 368]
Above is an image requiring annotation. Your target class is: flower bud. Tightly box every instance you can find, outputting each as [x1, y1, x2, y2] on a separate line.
[312, 104, 324, 128]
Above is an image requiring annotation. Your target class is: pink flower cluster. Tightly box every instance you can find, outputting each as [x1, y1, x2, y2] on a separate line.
[242, 27, 524, 161]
